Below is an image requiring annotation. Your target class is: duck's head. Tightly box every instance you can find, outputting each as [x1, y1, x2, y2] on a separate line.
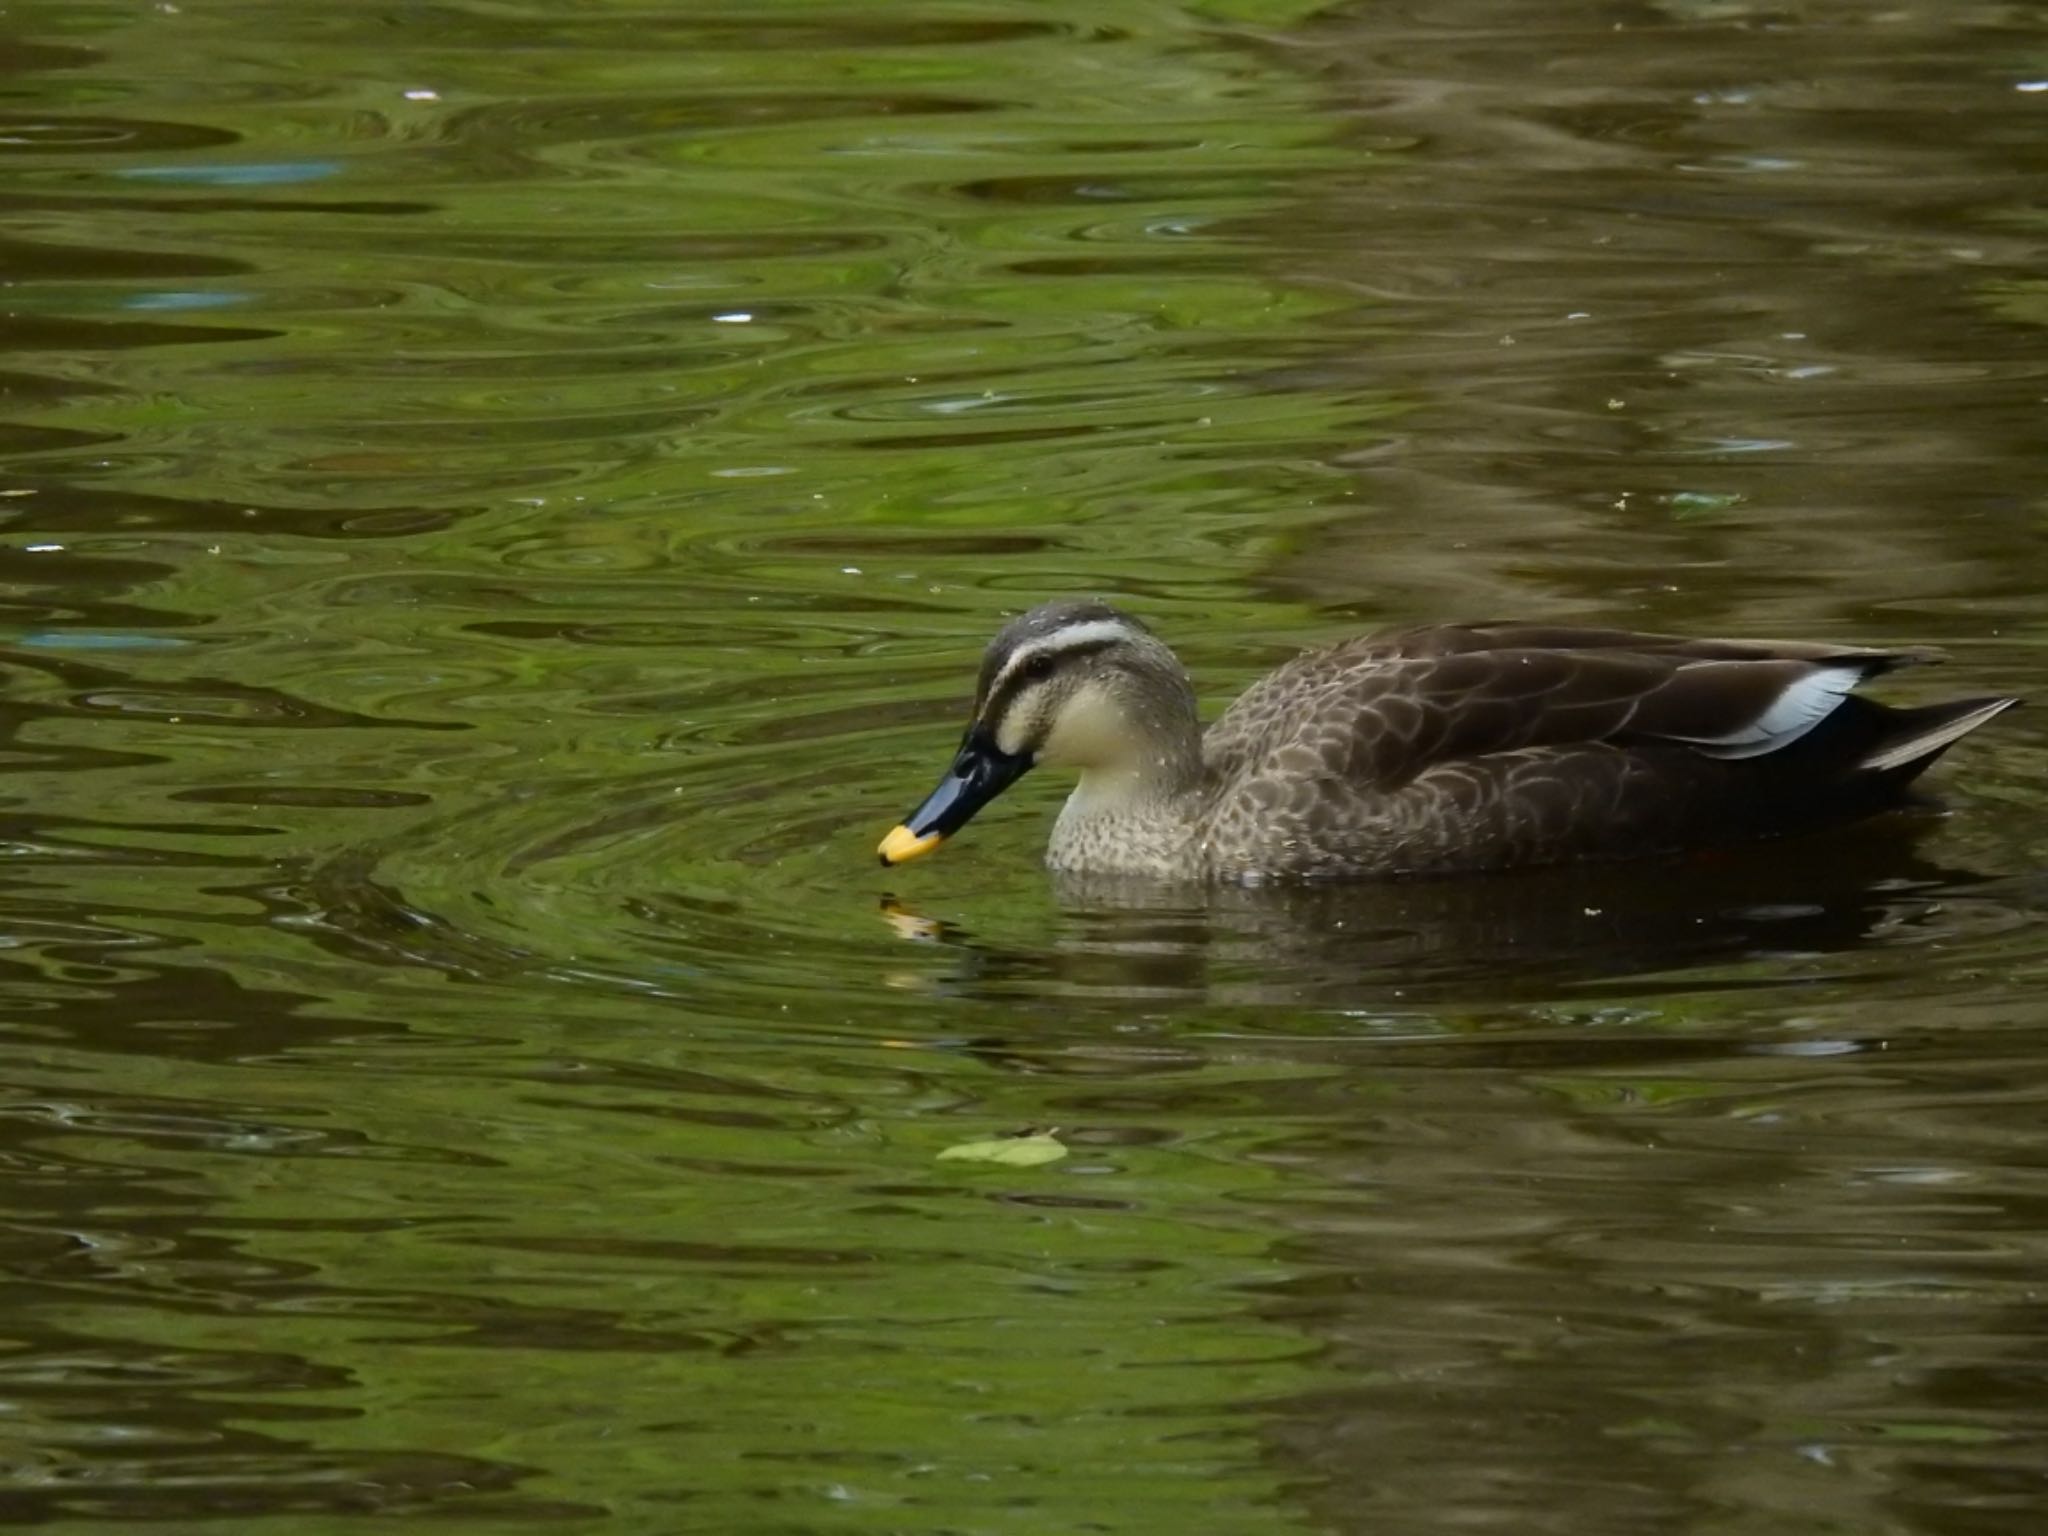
[877, 600, 1196, 866]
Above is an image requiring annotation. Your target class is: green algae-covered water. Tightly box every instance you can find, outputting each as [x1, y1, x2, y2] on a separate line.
[3, 2, 2047, 1531]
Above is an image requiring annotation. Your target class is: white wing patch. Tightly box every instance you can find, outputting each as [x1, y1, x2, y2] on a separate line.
[1670, 664, 1863, 760]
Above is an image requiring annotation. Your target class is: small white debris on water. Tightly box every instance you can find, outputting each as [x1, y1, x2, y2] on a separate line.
[2018, 81, 2048, 92]
[712, 312, 753, 323]
[25, 543, 63, 553]
[403, 88, 440, 102]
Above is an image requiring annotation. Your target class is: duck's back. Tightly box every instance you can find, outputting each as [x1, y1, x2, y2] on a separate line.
[1196, 622, 2012, 879]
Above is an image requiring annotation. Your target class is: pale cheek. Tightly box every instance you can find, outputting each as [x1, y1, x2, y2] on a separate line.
[995, 715, 1034, 757]
[1039, 689, 1125, 767]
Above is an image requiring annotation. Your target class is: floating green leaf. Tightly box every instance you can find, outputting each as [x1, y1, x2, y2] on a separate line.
[1665, 490, 1746, 520]
[937, 1132, 1069, 1167]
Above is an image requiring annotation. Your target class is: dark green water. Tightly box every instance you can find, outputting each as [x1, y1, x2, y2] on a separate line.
[3, 1, 2047, 1531]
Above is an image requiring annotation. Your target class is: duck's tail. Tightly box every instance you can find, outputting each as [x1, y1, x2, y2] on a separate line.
[1858, 695, 2020, 778]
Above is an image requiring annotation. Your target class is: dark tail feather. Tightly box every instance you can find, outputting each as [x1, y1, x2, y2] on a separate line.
[1858, 695, 2020, 778]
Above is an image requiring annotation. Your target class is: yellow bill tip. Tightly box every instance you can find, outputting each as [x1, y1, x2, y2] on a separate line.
[878, 824, 942, 866]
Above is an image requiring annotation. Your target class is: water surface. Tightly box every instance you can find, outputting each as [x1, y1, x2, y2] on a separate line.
[2, 1, 2047, 1531]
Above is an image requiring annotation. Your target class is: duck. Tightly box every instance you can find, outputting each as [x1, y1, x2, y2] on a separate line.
[875, 599, 2019, 882]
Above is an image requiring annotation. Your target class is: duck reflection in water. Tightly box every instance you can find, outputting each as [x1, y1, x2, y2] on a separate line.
[877, 819, 1994, 1008]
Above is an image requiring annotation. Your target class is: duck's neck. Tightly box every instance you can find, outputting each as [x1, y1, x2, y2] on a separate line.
[1043, 670, 1207, 874]
[1067, 738, 1204, 814]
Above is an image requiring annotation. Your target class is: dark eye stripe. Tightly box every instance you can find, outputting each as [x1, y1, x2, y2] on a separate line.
[979, 637, 1119, 723]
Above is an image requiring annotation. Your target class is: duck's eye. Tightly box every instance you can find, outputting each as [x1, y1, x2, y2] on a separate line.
[1021, 653, 1057, 683]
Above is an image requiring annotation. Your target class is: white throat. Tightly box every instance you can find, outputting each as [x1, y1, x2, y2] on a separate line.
[1037, 680, 1189, 791]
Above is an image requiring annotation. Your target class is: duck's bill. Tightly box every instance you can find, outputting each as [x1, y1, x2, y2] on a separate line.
[877, 735, 1031, 866]
[877, 824, 942, 865]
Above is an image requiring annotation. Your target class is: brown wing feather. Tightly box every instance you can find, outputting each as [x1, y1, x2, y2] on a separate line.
[1206, 621, 1937, 781]
[1201, 631, 1954, 874]
[1355, 621, 1937, 668]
